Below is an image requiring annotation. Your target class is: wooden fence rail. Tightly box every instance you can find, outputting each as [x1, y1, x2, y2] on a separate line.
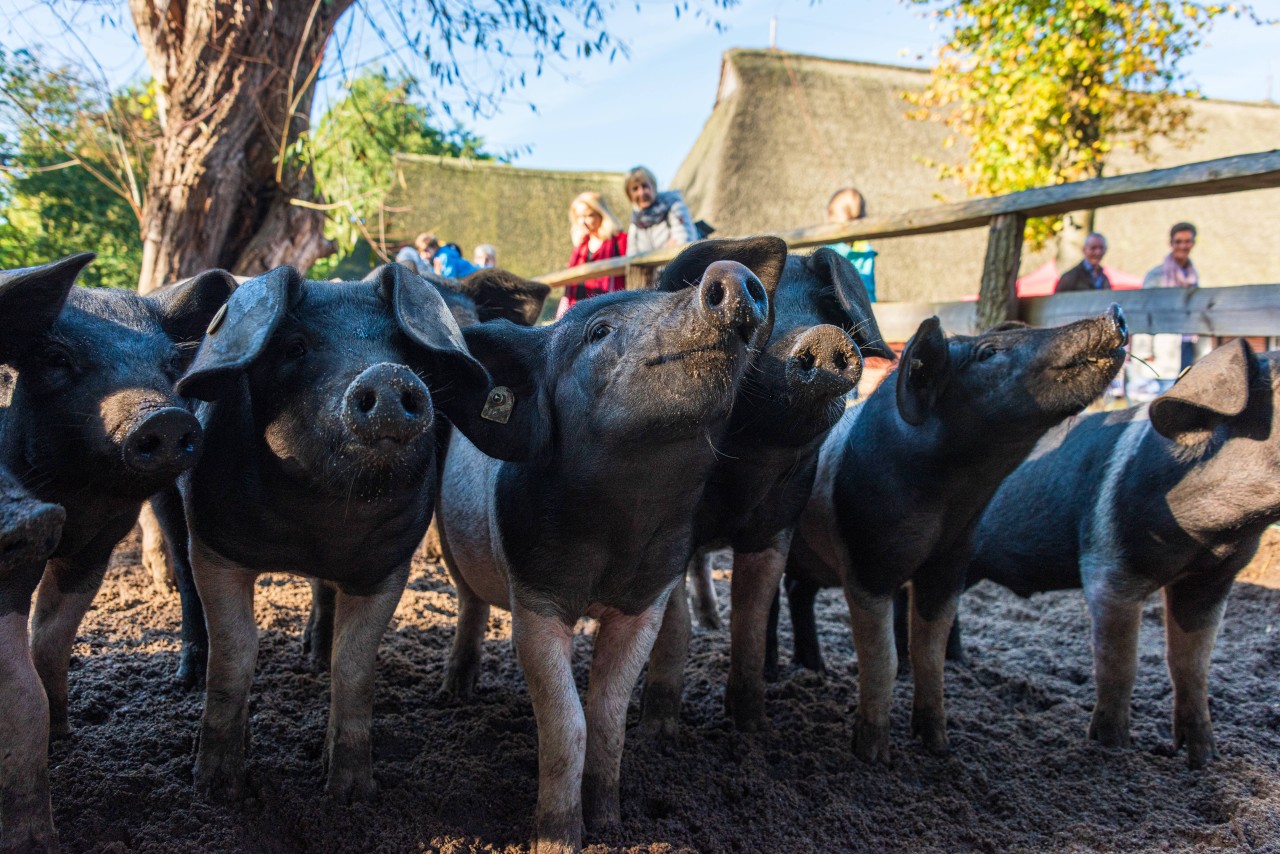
[532, 148, 1280, 335]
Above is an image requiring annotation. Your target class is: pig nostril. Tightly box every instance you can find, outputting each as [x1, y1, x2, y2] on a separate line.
[705, 280, 725, 308]
[357, 390, 377, 414]
[179, 431, 199, 454]
[135, 434, 161, 457]
[833, 351, 848, 371]
[745, 277, 765, 303]
[401, 390, 422, 416]
[797, 350, 816, 372]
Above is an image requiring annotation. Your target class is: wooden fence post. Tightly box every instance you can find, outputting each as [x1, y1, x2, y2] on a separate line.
[626, 263, 657, 290]
[976, 212, 1026, 331]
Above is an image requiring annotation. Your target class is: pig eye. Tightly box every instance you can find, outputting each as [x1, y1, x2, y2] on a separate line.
[41, 346, 73, 371]
[586, 321, 613, 344]
[976, 345, 999, 362]
[283, 336, 308, 360]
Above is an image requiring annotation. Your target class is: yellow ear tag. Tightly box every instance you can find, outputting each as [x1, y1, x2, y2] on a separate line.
[206, 303, 228, 335]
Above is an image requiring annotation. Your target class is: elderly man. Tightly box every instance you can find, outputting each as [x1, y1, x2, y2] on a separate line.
[1055, 232, 1112, 292]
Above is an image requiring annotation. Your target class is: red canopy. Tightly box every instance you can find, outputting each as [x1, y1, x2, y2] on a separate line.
[1014, 260, 1142, 297]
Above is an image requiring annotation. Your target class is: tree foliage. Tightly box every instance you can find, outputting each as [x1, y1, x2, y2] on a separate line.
[303, 70, 489, 276]
[0, 49, 155, 288]
[904, 0, 1268, 245]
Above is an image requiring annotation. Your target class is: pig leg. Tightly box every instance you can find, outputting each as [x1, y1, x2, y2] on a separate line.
[1084, 585, 1145, 750]
[764, 587, 780, 682]
[785, 573, 825, 673]
[511, 601, 583, 854]
[302, 580, 336, 675]
[584, 597, 668, 831]
[688, 548, 721, 630]
[638, 570, 691, 739]
[440, 570, 490, 700]
[1164, 572, 1233, 769]
[138, 501, 174, 595]
[191, 541, 258, 802]
[150, 486, 206, 688]
[908, 575, 960, 755]
[0, 612, 56, 853]
[726, 534, 791, 732]
[324, 565, 408, 803]
[845, 581, 896, 764]
[29, 556, 108, 739]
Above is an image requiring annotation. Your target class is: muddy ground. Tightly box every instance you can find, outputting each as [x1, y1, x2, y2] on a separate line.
[47, 533, 1280, 853]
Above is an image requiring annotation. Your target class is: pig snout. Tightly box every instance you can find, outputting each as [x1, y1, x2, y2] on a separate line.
[340, 363, 434, 445]
[0, 499, 64, 569]
[698, 260, 769, 343]
[123, 407, 203, 475]
[1106, 303, 1129, 347]
[786, 325, 864, 399]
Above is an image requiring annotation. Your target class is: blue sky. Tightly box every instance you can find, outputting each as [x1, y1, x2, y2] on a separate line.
[2, 0, 1277, 183]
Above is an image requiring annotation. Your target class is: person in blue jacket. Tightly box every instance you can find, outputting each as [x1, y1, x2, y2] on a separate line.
[824, 187, 877, 301]
[432, 242, 479, 279]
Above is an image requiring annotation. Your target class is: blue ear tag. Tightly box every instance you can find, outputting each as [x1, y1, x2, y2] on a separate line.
[481, 386, 515, 424]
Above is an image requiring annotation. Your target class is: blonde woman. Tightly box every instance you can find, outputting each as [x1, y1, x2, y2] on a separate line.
[559, 191, 628, 318]
[624, 166, 697, 256]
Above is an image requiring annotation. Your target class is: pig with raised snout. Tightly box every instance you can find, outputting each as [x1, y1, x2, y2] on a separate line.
[782, 308, 1128, 763]
[166, 263, 516, 803]
[964, 338, 1279, 768]
[637, 244, 892, 736]
[435, 241, 780, 853]
[157, 266, 550, 688]
[0, 465, 64, 853]
[0, 254, 231, 752]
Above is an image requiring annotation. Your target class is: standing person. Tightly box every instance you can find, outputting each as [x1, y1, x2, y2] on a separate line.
[1131, 222, 1202, 398]
[824, 187, 878, 301]
[624, 166, 697, 256]
[559, 191, 627, 318]
[1055, 232, 1112, 292]
[473, 244, 498, 268]
[394, 232, 439, 274]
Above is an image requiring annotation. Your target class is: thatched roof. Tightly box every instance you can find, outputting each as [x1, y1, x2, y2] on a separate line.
[673, 49, 1280, 302]
[382, 155, 630, 278]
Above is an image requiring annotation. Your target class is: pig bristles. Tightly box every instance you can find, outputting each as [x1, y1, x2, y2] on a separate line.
[1126, 353, 1160, 378]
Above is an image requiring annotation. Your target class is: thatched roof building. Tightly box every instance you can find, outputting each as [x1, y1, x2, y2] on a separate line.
[674, 49, 1280, 302]
[382, 155, 631, 278]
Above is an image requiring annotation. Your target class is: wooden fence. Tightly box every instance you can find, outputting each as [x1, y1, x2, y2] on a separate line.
[533, 150, 1280, 341]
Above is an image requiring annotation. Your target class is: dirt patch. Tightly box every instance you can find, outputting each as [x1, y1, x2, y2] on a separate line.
[49, 532, 1280, 853]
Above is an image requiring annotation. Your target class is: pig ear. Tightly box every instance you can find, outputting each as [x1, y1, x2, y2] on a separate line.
[432, 321, 550, 463]
[1149, 337, 1255, 446]
[896, 316, 950, 427]
[175, 266, 301, 401]
[374, 262, 494, 401]
[656, 237, 787, 300]
[151, 269, 238, 350]
[0, 253, 94, 363]
[458, 268, 551, 326]
[805, 247, 893, 360]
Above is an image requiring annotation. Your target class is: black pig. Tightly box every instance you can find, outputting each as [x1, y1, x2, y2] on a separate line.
[0, 254, 231, 745]
[170, 264, 504, 803]
[638, 245, 891, 736]
[435, 245, 779, 853]
[966, 338, 1278, 768]
[0, 465, 64, 853]
[783, 309, 1128, 762]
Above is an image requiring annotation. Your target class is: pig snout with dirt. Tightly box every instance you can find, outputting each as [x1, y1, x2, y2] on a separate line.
[435, 241, 781, 853]
[966, 337, 1279, 768]
[169, 263, 502, 804]
[0, 253, 231, 750]
[783, 307, 1128, 764]
[638, 245, 892, 737]
[0, 465, 64, 854]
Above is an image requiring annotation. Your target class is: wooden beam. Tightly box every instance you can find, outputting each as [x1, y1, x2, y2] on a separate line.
[533, 149, 1280, 289]
[873, 300, 979, 343]
[976, 213, 1026, 330]
[1021, 283, 1280, 336]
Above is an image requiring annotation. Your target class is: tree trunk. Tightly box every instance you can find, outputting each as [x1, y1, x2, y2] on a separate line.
[130, 0, 351, 293]
[977, 213, 1026, 331]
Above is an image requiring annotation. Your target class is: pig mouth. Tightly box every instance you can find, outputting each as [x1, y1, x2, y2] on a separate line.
[644, 343, 736, 368]
[1058, 345, 1126, 373]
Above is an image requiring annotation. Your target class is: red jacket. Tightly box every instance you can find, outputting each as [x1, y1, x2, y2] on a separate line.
[563, 232, 627, 309]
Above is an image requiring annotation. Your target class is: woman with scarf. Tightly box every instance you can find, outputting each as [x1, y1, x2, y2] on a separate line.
[558, 191, 628, 319]
[624, 166, 697, 256]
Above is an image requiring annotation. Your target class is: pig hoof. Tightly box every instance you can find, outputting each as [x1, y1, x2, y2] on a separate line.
[852, 720, 892, 765]
[194, 758, 248, 803]
[583, 779, 621, 833]
[694, 607, 722, 631]
[437, 670, 477, 702]
[1087, 710, 1131, 750]
[635, 711, 679, 742]
[724, 687, 768, 732]
[911, 707, 950, 755]
[326, 769, 378, 804]
[174, 646, 206, 690]
[0, 825, 59, 854]
[533, 809, 583, 854]
[1175, 717, 1217, 769]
